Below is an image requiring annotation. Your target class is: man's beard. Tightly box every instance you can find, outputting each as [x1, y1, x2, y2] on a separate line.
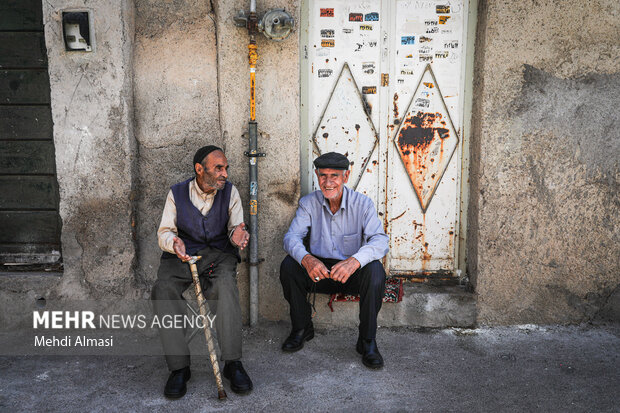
[213, 178, 226, 189]
[201, 175, 226, 191]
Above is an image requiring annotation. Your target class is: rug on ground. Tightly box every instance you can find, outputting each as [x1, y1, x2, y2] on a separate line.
[327, 277, 404, 311]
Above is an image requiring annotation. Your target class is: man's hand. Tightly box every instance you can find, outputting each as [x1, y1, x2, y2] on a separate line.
[330, 257, 361, 283]
[301, 254, 330, 283]
[173, 236, 191, 261]
[231, 223, 250, 250]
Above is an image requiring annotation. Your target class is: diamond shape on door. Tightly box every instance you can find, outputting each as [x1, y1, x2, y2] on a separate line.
[312, 63, 379, 190]
[393, 64, 459, 213]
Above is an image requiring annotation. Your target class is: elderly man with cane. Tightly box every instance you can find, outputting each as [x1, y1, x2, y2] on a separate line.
[280, 152, 389, 369]
[151, 145, 253, 398]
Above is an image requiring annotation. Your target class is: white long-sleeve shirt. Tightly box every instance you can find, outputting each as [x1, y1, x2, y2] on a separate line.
[157, 178, 244, 254]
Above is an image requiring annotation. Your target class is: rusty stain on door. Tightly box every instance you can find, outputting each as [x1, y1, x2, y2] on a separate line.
[393, 65, 459, 213]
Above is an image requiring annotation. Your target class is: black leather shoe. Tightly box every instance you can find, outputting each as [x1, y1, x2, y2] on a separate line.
[164, 366, 191, 399]
[281, 322, 314, 352]
[356, 337, 384, 369]
[223, 361, 253, 394]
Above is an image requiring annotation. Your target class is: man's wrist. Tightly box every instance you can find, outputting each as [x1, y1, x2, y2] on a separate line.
[350, 254, 364, 269]
[228, 225, 237, 240]
[293, 250, 311, 266]
[165, 235, 179, 254]
[301, 254, 316, 268]
[229, 232, 237, 248]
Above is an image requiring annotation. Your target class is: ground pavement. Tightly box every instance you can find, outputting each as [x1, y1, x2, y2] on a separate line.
[1, 321, 619, 412]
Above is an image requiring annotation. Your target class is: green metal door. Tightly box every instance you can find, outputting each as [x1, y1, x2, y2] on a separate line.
[0, 0, 62, 272]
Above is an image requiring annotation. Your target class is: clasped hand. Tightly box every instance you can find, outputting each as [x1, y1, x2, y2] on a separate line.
[301, 254, 360, 284]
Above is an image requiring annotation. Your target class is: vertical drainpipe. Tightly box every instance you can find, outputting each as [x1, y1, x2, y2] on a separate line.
[246, 0, 261, 327]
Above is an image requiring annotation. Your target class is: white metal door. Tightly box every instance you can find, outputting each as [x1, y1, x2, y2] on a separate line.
[301, 0, 469, 278]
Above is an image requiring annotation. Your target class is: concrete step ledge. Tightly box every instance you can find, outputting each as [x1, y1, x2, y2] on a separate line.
[313, 283, 477, 329]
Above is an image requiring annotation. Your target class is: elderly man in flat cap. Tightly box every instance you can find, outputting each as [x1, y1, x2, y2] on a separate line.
[151, 145, 253, 398]
[280, 151, 389, 369]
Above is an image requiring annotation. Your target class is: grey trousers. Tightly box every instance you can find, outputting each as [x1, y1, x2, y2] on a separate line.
[151, 246, 242, 371]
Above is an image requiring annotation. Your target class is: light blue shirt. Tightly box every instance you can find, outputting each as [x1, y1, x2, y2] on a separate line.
[283, 186, 389, 267]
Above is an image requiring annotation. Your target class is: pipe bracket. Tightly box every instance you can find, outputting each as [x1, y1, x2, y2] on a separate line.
[244, 258, 265, 266]
[244, 151, 266, 157]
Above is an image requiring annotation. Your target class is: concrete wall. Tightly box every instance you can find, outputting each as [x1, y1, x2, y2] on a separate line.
[469, 0, 620, 324]
[49, 0, 137, 297]
[132, 0, 222, 295]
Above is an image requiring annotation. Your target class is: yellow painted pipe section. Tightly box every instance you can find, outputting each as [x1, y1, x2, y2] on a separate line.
[248, 43, 258, 121]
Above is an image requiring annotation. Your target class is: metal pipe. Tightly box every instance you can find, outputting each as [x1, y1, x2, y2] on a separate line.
[236, 2, 293, 327]
[247, 12, 260, 327]
[248, 121, 259, 327]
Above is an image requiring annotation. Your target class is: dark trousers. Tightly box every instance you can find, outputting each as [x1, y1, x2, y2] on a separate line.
[151, 247, 242, 371]
[279, 255, 386, 339]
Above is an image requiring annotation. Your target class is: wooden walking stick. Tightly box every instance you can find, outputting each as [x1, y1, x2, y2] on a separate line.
[185, 255, 227, 400]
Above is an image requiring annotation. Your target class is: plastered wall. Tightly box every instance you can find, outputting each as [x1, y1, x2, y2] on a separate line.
[469, 0, 620, 324]
[132, 0, 222, 294]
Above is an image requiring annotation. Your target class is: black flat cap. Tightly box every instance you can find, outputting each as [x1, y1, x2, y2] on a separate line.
[193, 145, 222, 167]
[313, 152, 349, 170]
